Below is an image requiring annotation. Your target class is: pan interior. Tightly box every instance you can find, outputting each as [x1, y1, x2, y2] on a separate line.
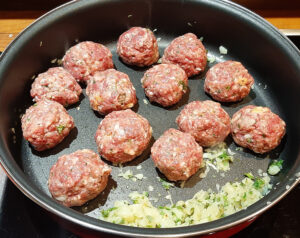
[0, 0, 300, 235]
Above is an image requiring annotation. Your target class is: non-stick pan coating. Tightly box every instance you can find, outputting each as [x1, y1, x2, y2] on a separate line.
[0, 0, 300, 237]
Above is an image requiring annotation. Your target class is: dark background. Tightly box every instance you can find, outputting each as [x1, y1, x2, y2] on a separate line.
[0, 0, 300, 10]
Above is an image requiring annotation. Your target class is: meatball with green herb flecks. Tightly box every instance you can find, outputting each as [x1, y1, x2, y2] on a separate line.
[86, 69, 137, 115]
[30, 67, 82, 107]
[162, 33, 207, 77]
[151, 128, 203, 181]
[21, 99, 74, 151]
[48, 149, 111, 207]
[141, 64, 188, 107]
[95, 109, 152, 164]
[117, 27, 159, 67]
[231, 105, 286, 153]
[204, 61, 254, 102]
[63, 41, 113, 83]
[176, 100, 231, 147]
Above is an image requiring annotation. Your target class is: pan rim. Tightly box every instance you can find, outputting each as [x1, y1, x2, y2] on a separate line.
[0, 0, 300, 237]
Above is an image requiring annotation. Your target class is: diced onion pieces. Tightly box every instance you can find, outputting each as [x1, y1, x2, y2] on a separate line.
[219, 45, 228, 54]
[267, 159, 284, 176]
[100, 175, 271, 228]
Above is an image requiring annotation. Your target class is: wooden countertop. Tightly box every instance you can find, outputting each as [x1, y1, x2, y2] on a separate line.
[0, 10, 300, 52]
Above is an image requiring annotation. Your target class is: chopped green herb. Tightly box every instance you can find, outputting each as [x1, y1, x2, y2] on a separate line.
[243, 192, 247, 199]
[132, 199, 138, 204]
[207, 54, 216, 63]
[246, 138, 253, 143]
[223, 195, 229, 207]
[160, 178, 174, 190]
[143, 191, 149, 197]
[101, 207, 117, 217]
[244, 172, 254, 180]
[253, 178, 265, 189]
[219, 151, 229, 160]
[57, 125, 65, 134]
[271, 159, 284, 167]
[178, 80, 187, 91]
[225, 86, 231, 90]
[146, 215, 153, 222]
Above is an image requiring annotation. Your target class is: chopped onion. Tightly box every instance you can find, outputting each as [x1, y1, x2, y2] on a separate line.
[219, 45, 228, 54]
[207, 53, 216, 64]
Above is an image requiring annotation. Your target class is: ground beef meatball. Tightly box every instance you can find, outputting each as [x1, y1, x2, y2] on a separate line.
[231, 105, 286, 154]
[162, 33, 207, 77]
[117, 27, 159, 67]
[176, 101, 231, 147]
[21, 99, 74, 151]
[30, 67, 82, 106]
[63, 41, 113, 83]
[48, 149, 111, 207]
[204, 61, 254, 102]
[141, 64, 188, 107]
[86, 69, 137, 115]
[95, 109, 152, 164]
[151, 128, 203, 181]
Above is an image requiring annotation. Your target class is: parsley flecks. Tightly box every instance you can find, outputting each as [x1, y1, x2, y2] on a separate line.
[253, 178, 265, 189]
[218, 151, 233, 163]
[160, 178, 174, 190]
[244, 172, 254, 180]
[219, 151, 229, 159]
[101, 207, 117, 217]
[57, 125, 65, 134]
[270, 159, 284, 168]
[178, 80, 187, 91]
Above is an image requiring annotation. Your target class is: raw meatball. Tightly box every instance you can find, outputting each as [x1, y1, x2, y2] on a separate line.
[204, 61, 254, 102]
[162, 33, 207, 77]
[21, 99, 74, 151]
[95, 109, 152, 164]
[151, 128, 203, 181]
[141, 64, 188, 107]
[231, 105, 286, 153]
[86, 69, 137, 115]
[63, 41, 113, 83]
[48, 149, 111, 207]
[30, 67, 82, 106]
[176, 101, 231, 147]
[117, 27, 159, 67]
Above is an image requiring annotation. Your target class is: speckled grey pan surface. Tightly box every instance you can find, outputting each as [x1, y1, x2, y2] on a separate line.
[0, 0, 300, 237]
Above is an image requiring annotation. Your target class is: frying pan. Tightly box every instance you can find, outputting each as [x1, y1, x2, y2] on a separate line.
[0, 0, 300, 237]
